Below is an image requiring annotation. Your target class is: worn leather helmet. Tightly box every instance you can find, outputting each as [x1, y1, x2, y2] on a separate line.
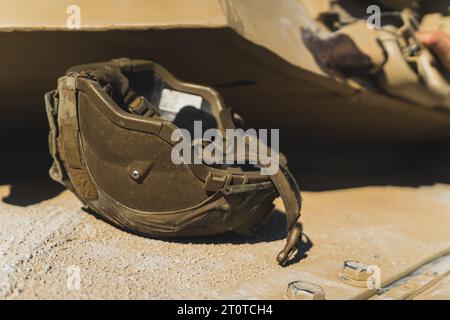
[45, 58, 302, 265]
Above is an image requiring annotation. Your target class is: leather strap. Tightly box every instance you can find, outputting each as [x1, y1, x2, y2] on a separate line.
[222, 142, 303, 265]
[263, 163, 302, 265]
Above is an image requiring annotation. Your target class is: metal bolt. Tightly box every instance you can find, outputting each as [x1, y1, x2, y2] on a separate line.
[339, 260, 371, 281]
[131, 170, 141, 180]
[286, 281, 326, 300]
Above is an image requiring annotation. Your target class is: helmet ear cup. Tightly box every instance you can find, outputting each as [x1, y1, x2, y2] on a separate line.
[172, 106, 218, 137]
[77, 91, 210, 212]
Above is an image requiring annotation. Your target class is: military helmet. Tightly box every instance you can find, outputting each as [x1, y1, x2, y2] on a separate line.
[45, 58, 302, 265]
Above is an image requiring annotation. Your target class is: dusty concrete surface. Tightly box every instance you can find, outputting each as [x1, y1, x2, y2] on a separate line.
[1, 176, 449, 299]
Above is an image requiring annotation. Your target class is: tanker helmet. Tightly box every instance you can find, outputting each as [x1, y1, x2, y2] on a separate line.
[45, 58, 302, 265]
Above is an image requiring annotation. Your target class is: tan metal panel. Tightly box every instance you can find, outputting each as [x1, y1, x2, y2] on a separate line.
[0, 0, 226, 30]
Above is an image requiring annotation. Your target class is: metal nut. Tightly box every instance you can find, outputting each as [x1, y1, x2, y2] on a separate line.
[339, 260, 371, 281]
[286, 281, 326, 300]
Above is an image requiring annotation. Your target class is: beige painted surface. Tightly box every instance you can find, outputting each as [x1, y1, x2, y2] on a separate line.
[415, 275, 450, 300]
[0, 0, 322, 73]
[1, 179, 449, 299]
[222, 186, 450, 300]
[0, 0, 226, 30]
[221, 0, 324, 75]
[0, 0, 449, 147]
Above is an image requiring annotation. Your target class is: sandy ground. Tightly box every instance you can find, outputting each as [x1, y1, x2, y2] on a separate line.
[0, 177, 449, 300]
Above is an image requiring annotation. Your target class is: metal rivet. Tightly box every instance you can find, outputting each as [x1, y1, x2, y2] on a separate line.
[131, 170, 141, 180]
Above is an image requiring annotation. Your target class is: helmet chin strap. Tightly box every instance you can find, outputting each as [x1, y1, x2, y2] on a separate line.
[227, 140, 303, 266]
[267, 163, 303, 266]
